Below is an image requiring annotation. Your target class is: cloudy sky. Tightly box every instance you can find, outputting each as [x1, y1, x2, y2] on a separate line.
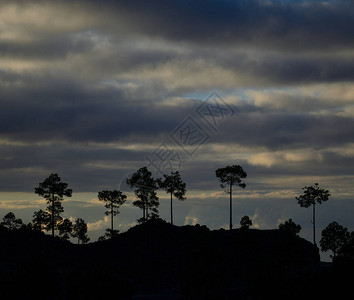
[1, 0, 354, 255]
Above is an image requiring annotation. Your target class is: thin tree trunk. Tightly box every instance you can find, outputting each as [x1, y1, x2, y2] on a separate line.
[111, 203, 114, 238]
[313, 203, 316, 246]
[51, 192, 55, 237]
[170, 192, 173, 225]
[145, 195, 149, 221]
[230, 184, 233, 230]
[145, 195, 148, 222]
[143, 204, 146, 222]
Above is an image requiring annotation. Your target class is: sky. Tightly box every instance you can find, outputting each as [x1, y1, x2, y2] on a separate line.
[0, 0, 354, 257]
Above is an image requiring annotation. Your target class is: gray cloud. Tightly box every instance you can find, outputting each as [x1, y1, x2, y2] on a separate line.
[79, 0, 354, 51]
[0, 72, 196, 142]
[0, 34, 95, 60]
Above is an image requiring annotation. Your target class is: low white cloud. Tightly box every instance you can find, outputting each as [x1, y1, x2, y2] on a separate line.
[0, 3, 92, 38]
[316, 83, 354, 103]
[219, 223, 229, 230]
[87, 215, 137, 233]
[190, 191, 224, 200]
[248, 152, 280, 167]
[87, 215, 110, 231]
[248, 149, 324, 167]
[184, 216, 198, 226]
[117, 221, 137, 233]
[0, 199, 43, 210]
[250, 212, 273, 229]
[0, 192, 45, 210]
[336, 105, 354, 117]
[246, 83, 354, 116]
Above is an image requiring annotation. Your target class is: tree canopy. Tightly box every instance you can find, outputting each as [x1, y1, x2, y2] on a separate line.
[98, 190, 127, 239]
[58, 219, 73, 241]
[216, 165, 247, 230]
[215, 165, 247, 190]
[126, 167, 159, 223]
[159, 171, 186, 225]
[31, 209, 50, 232]
[320, 221, 350, 259]
[73, 218, 90, 244]
[0, 212, 24, 230]
[240, 215, 252, 229]
[279, 219, 302, 236]
[296, 183, 330, 208]
[34, 173, 72, 237]
[295, 183, 330, 246]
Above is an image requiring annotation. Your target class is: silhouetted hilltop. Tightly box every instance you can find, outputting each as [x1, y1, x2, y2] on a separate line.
[0, 220, 351, 299]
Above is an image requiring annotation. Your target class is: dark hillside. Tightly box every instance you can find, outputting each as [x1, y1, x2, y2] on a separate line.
[1, 220, 350, 299]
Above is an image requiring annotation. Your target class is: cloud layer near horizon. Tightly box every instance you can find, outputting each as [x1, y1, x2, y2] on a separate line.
[1, 1, 354, 247]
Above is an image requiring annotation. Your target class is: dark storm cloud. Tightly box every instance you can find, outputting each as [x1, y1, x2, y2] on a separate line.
[2, 0, 354, 57]
[8, 0, 352, 52]
[0, 142, 142, 170]
[2, 1, 354, 88]
[225, 55, 354, 84]
[83, 0, 354, 51]
[1, 68, 353, 161]
[213, 107, 354, 150]
[0, 34, 95, 60]
[0, 72, 196, 143]
[0, 141, 149, 192]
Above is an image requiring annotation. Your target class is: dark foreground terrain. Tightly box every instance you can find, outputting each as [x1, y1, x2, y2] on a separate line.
[0, 219, 352, 299]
